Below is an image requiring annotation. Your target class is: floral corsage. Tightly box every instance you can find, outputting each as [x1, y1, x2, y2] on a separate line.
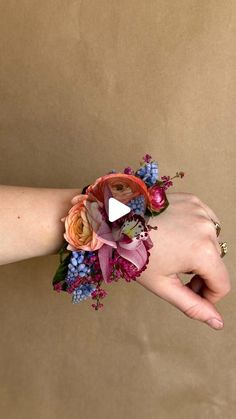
[52, 154, 184, 310]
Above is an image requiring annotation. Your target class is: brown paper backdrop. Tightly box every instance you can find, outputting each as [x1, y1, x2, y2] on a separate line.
[0, 1, 236, 418]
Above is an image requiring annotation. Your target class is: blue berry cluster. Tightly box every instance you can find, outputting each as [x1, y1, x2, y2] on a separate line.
[66, 250, 97, 303]
[135, 161, 159, 187]
[66, 250, 93, 283]
[72, 283, 97, 304]
[127, 195, 146, 216]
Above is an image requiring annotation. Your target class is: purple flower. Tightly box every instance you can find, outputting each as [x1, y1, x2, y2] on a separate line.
[161, 176, 173, 189]
[124, 166, 134, 175]
[143, 154, 152, 163]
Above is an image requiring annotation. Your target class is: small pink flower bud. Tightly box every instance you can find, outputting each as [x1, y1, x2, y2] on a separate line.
[143, 154, 152, 163]
[124, 166, 134, 175]
[54, 283, 63, 293]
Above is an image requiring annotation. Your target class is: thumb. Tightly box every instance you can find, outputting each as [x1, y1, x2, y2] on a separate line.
[137, 273, 224, 330]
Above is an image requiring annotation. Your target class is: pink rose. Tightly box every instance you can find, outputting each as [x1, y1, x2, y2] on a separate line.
[147, 185, 168, 213]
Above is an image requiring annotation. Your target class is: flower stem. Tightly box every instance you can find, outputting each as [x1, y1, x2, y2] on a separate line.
[170, 171, 185, 180]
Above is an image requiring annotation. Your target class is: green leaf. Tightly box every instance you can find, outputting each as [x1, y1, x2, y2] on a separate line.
[59, 241, 70, 263]
[52, 252, 71, 286]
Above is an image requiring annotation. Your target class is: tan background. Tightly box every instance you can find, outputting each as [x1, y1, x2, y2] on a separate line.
[0, 1, 236, 418]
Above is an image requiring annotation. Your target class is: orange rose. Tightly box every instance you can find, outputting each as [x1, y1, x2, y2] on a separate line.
[85, 173, 150, 206]
[62, 195, 104, 251]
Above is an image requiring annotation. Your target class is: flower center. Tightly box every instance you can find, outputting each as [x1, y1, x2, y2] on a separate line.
[115, 184, 124, 191]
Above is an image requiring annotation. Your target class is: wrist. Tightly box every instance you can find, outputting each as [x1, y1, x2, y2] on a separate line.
[0, 186, 82, 265]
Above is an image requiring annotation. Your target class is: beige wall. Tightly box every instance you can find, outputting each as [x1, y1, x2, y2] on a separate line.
[0, 1, 235, 418]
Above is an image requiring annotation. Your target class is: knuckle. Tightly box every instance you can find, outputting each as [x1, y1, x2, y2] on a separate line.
[203, 240, 217, 258]
[194, 238, 216, 259]
[221, 281, 231, 297]
[189, 194, 201, 205]
[193, 238, 217, 269]
[183, 303, 203, 320]
[199, 217, 217, 237]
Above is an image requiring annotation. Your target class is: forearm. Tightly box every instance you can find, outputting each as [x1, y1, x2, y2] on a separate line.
[0, 185, 82, 265]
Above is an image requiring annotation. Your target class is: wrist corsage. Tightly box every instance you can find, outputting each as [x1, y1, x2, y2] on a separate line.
[52, 154, 185, 310]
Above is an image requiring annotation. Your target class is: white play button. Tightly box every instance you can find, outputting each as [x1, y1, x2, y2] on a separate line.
[108, 197, 131, 222]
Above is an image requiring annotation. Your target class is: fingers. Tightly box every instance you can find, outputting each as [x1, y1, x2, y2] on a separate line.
[191, 240, 231, 304]
[185, 275, 204, 295]
[137, 273, 225, 330]
[197, 200, 221, 226]
[140, 192, 230, 330]
[137, 237, 231, 329]
[185, 273, 228, 306]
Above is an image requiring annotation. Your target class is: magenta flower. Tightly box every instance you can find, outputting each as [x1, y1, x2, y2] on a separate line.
[143, 154, 152, 163]
[91, 288, 108, 299]
[148, 184, 168, 212]
[54, 283, 63, 293]
[124, 166, 134, 175]
[94, 212, 154, 284]
[161, 176, 173, 190]
[91, 302, 104, 310]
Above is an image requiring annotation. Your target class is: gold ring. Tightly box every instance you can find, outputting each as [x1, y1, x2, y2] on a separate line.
[211, 218, 221, 237]
[219, 242, 227, 258]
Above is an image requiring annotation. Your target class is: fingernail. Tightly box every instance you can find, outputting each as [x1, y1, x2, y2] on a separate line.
[206, 318, 224, 330]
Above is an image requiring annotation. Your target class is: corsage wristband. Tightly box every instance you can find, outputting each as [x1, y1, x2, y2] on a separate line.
[52, 153, 185, 310]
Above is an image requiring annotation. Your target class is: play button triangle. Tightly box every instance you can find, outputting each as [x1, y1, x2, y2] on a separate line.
[108, 197, 131, 222]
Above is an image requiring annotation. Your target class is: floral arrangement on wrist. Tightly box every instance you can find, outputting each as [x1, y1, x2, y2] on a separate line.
[52, 154, 184, 310]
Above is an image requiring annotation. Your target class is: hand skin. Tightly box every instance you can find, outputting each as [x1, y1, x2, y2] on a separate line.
[0, 186, 231, 329]
[137, 192, 231, 330]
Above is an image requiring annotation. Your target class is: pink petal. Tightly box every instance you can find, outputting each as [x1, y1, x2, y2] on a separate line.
[96, 219, 117, 248]
[98, 244, 113, 284]
[116, 240, 148, 270]
[111, 225, 123, 241]
[145, 236, 154, 250]
[118, 237, 141, 250]
[85, 200, 103, 231]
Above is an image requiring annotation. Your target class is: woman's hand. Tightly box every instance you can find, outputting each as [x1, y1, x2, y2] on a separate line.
[137, 192, 231, 330]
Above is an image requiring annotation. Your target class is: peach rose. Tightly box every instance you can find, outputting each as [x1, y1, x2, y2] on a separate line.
[62, 195, 104, 251]
[85, 173, 150, 206]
